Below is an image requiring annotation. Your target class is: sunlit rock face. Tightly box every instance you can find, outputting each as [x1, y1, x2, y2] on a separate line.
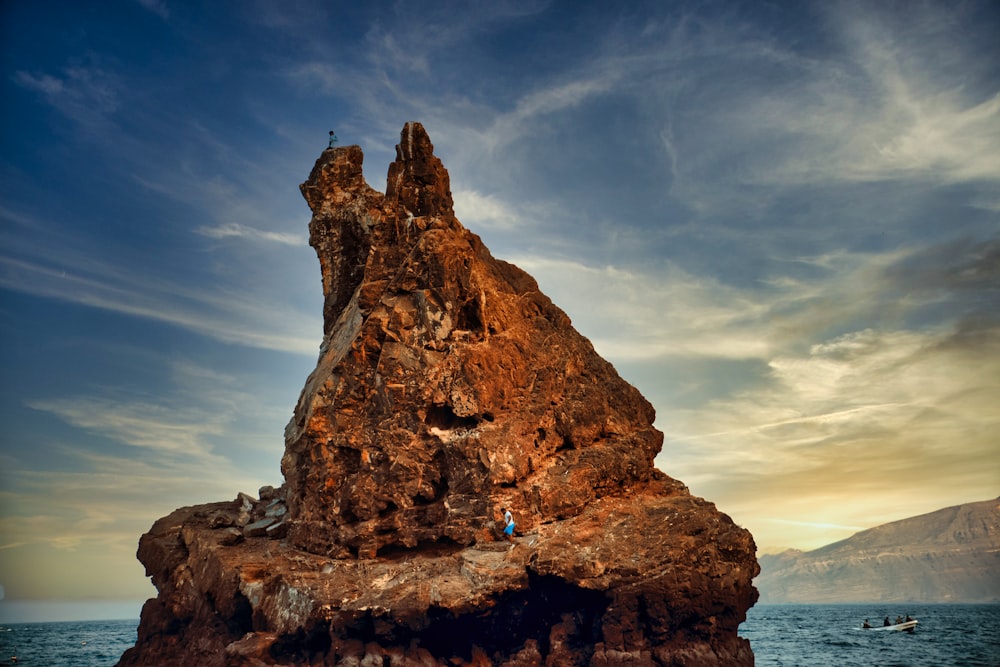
[286, 121, 669, 561]
[116, 122, 759, 667]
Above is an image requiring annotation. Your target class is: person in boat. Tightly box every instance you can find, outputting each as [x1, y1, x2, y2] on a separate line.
[862, 619, 872, 628]
[905, 614, 913, 622]
[895, 615, 904, 625]
[883, 616, 891, 626]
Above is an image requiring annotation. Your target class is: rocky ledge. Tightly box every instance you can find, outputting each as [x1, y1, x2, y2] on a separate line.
[116, 122, 758, 667]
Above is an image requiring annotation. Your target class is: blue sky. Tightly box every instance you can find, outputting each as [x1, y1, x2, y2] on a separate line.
[1, 0, 998, 621]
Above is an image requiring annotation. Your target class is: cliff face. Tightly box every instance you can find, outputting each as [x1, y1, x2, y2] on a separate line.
[117, 123, 758, 667]
[757, 498, 1000, 603]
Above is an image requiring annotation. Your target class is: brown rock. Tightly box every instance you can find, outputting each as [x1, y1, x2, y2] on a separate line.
[219, 527, 244, 546]
[243, 517, 276, 538]
[116, 123, 758, 667]
[265, 519, 288, 539]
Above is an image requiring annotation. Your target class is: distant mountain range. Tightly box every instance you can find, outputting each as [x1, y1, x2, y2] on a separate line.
[755, 498, 1000, 603]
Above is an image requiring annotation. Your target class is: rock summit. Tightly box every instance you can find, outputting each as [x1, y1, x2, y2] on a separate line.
[117, 122, 758, 667]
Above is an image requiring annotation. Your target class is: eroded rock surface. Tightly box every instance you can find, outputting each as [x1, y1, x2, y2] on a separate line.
[117, 123, 758, 667]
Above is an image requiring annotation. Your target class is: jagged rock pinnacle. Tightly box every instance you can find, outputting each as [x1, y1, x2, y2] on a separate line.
[385, 121, 454, 218]
[116, 123, 759, 667]
[286, 121, 666, 561]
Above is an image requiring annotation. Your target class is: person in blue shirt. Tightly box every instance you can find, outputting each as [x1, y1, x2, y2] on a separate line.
[501, 507, 515, 542]
[328, 130, 338, 148]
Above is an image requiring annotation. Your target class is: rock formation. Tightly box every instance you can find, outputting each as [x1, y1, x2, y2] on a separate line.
[116, 122, 758, 667]
[757, 498, 1000, 603]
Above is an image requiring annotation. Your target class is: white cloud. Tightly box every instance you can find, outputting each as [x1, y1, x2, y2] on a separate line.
[656, 2, 1000, 225]
[866, 90, 1000, 182]
[14, 65, 120, 129]
[838, 5, 1000, 184]
[0, 204, 44, 230]
[453, 189, 525, 231]
[1, 384, 282, 567]
[197, 222, 306, 246]
[503, 243, 999, 550]
[0, 449, 270, 599]
[508, 254, 788, 362]
[656, 322, 1000, 548]
[0, 254, 320, 355]
[135, 0, 169, 19]
[367, 30, 431, 76]
[26, 396, 230, 463]
[475, 75, 617, 157]
[285, 62, 342, 95]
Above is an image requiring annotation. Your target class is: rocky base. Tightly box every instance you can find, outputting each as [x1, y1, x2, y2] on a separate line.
[117, 482, 756, 667]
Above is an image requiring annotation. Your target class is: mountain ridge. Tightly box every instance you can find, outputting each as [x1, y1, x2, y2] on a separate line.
[756, 498, 1000, 603]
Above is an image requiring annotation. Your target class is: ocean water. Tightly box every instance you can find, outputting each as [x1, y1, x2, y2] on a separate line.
[740, 604, 1000, 666]
[0, 619, 138, 666]
[0, 605, 997, 665]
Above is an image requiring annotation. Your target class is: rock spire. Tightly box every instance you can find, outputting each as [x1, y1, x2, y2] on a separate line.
[285, 121, 666, 562]
[116, 122, 759, 667]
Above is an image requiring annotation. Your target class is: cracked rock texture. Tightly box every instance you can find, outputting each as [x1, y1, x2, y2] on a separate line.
[116, 122, 758, 667]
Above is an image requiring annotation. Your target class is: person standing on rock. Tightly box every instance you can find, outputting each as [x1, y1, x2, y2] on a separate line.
[328, 130, 338, 148]
[501, 507, 515, 542]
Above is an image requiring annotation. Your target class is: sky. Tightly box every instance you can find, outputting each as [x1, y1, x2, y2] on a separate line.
[1, 0, 998, 622]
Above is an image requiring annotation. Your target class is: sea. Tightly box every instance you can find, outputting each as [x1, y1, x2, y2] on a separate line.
[0, 604, 997, 666]
[0, 618, 138, 666]
[741, 604, 1000, 667]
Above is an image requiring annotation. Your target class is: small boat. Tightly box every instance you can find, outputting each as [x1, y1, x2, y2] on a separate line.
[866, 619, 918, 632]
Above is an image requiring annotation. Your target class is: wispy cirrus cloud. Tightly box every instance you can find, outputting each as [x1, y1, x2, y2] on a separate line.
[14, 64, 121, 131]
[648, 253, 1000, 540]
[483, 76, 617, 149]
[0, 447, 271, 598]
[1, 355, 290, 588]
[26, 396, 230, 463]
[134, 0, 169, 20]
[196, 222, 306, 246]
[639, 2, 1000, 233]
[452, 189, 557, 234]
[509, 241, 966, 367]
[0, 252, 319, 355]
[736, 47, 1000, 188]
[506, 234, 1000, 551]
[510, 254, 774, 361]
[865, 90, 1000, 183]
[660, 321, 1000, 550]
[833, 2, 1000, 184]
